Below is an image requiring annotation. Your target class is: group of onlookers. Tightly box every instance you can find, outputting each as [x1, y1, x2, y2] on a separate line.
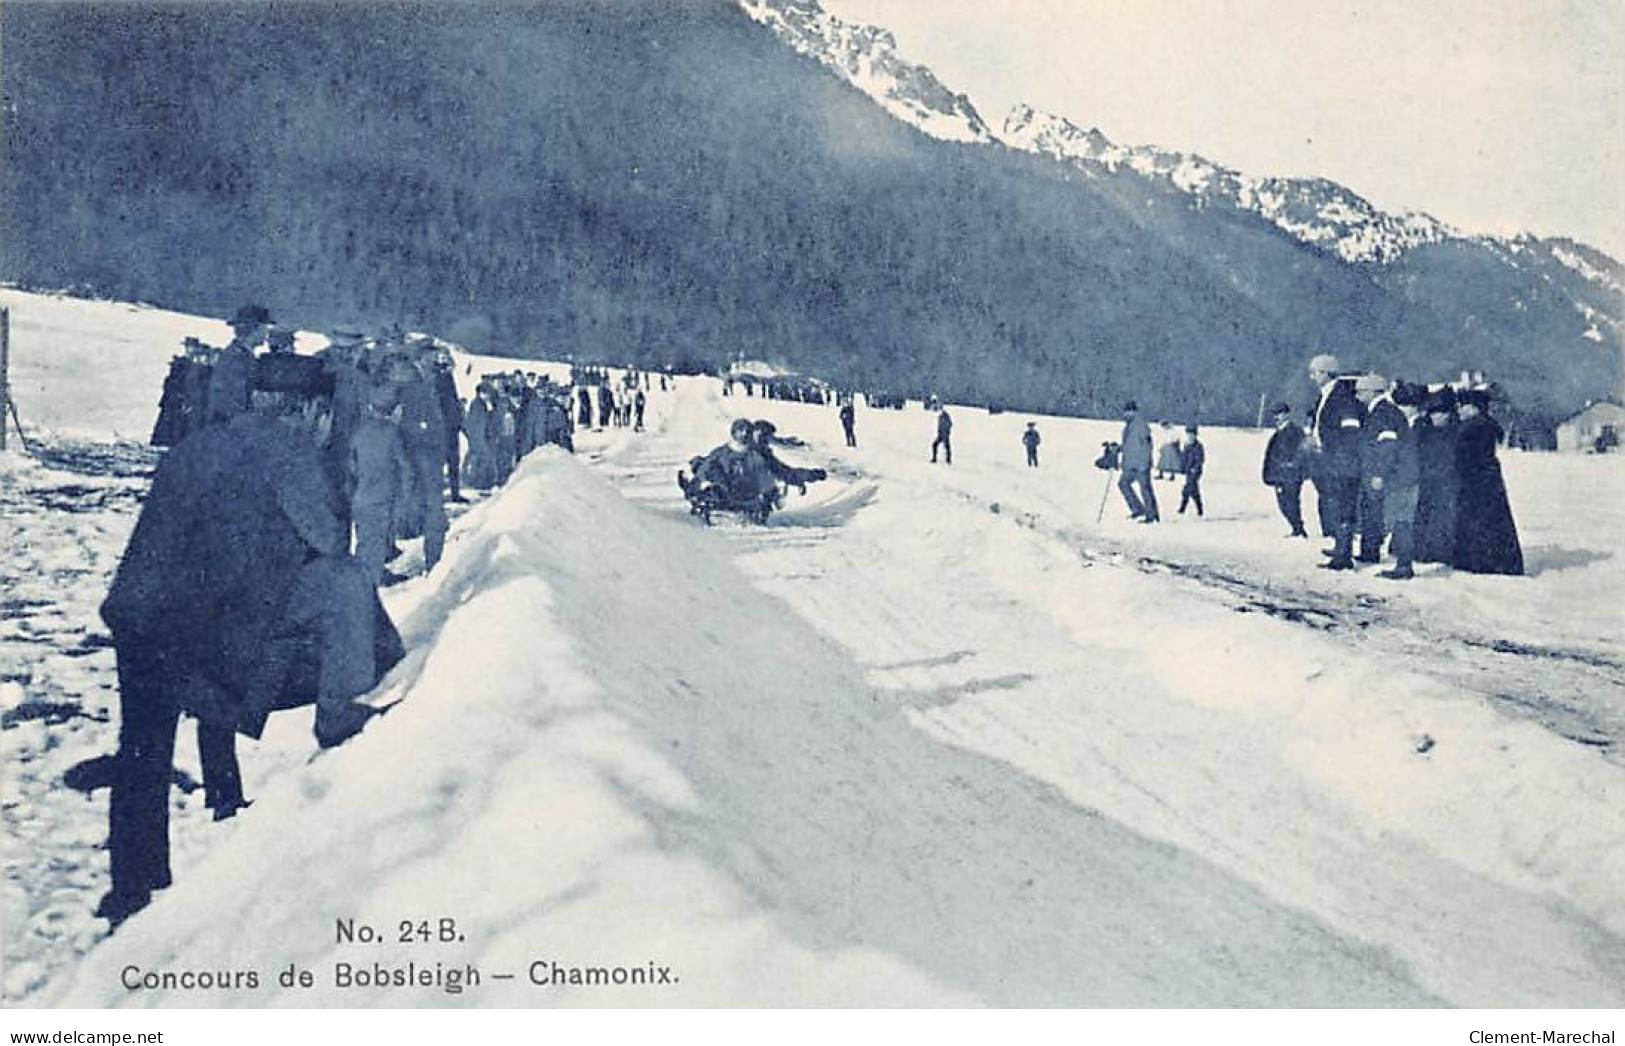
[1286, 353, 1522, 578]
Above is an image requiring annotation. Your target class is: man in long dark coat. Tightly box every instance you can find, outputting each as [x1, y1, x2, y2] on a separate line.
[150, 354, 192, 447]
[1452, 389, 1524, 575]
[390, 352, 449, 574]
[1414, 389, 1460, 563]
[97, 375, 402, 926]
[1363, 381, 1423, 579]
[1262, 402, 1308, 537]
[432, 352, 465, 502]
[1354, 374, 1396, 563]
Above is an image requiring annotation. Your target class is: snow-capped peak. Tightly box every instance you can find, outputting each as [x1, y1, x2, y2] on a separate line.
[739, 0, 996, 145]
[1003, 104, 1454, 264]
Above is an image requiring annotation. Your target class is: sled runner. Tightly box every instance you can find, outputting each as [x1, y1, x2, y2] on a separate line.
[677, 465, 779, 525]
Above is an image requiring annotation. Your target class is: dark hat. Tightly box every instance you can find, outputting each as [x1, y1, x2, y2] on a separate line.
[1457, 388, 1492, 410]
[1391, 381, 1426, 407]
[252, 354, 333, 397]
[229, 304, 273, 327]
[1185, 424, 1199, 434]
[1270, 401, 1293, 416]
[1122, 400, 1138, 412]
[1424, 388, 1458, 413]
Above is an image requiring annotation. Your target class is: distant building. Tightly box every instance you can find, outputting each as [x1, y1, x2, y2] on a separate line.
[1556, 401, 1625, 452]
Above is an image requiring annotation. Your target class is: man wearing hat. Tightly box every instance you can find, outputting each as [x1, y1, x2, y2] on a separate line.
[1261, 402, 1308, 537]
[1309, 354, 1364, 568]
[206, 304, 272, 424]
[348, 379, 414, 584]
[1117, 400, 1158, 522]
[1354, 373, 1397, 564]
[429, 350, 465, 501]
[318, 328, 371, 530]
[386, 352, 450, 575]
[1177, 424, 1205, 517]
[930, 406, 953, 465]
[97, 363, 402, 927]
[1367, 382, 1426, 579]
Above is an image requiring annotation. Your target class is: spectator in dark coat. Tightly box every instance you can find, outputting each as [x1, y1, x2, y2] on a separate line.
[1310, 354, 1364, 569]
[634, 389, 647, 431]
[150, 355, 192, 447]
[432, 354, 464, 501]
[1414, 389, 1460, 564]
[598, 385, 615, 430]
[1453, 390, 1524, 575]
[931, 408, 953, 464]
[1177, 425, 1205, 516]
[1117, 401, 1159, 522]
[462, 384, 500, 491]
[1365, 382, 1424, 579]
[205, 305, 271, 424]
[1354, 374, 1396, 563]
[1262, 402, 1308, 537]
[97, 384, 402, 927]
[1023, 422, 1041, 467]
[839, 401, 857, 447]
[576, 386, 593, 427]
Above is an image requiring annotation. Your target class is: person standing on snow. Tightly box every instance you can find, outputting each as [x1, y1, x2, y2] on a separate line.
[1022, 422, 1041, 467]
[1155, 421, 1183, 481]
[1414, 388, 1460, 564]
[634, 388, 647, 431]
[1176, 425, 1205, 516]
[348, 380, 414, 585]
[1309, 354, 1364, 570]
[1365, 382, 1425, 580]
[431, 351, 465, 502]
[1452, 389, 1524, 576]
[1261, 402, 1308, 537]
[931, 407, 953, 464]
[97, 367, 402, 928]
[206, 304, 271, 424]
[1117, 400, 1159, 522]
[1353, 373, 1394, 564]
[839, 400, 857, 448]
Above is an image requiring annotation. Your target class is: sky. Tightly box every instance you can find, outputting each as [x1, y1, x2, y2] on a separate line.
[822, 0, 1625, 260]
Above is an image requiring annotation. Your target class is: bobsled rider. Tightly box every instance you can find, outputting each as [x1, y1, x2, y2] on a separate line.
[691, 418, 778, 503]
[750, 420, 827, 494]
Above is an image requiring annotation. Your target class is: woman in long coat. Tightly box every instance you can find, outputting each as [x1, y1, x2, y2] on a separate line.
[1413, 389, 1460, 563]
[1452, 390, 1524, 576]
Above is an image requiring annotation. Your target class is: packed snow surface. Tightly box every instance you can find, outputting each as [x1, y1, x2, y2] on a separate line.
[4, 290, 1623, 1006]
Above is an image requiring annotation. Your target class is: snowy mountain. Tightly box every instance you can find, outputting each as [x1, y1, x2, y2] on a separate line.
[1001, 105, 1453, 265]
[731, 0, 1622, 412]
[740, 0, 995, 144]
[2, 0, 1619, 423]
